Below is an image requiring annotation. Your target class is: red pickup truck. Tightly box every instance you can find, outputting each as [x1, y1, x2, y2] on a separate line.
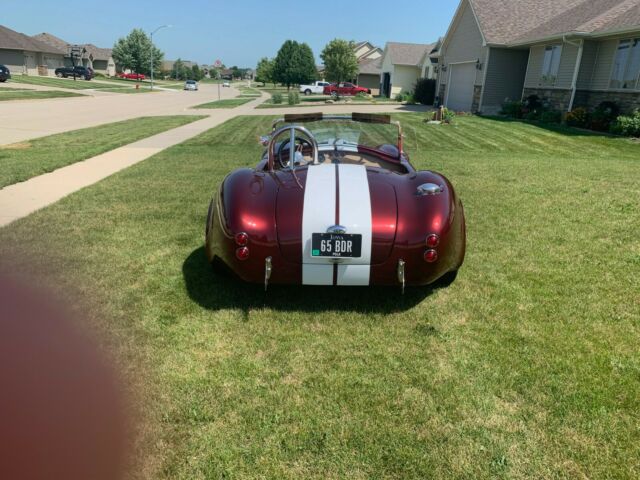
[323, 82, 371, 97]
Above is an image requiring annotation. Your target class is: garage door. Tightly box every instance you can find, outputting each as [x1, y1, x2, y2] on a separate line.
[446, 63, 476, 111]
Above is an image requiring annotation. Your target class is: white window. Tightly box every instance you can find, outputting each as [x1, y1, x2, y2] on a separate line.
[541, 45, 562, 85]
[610, 38, 640, 89]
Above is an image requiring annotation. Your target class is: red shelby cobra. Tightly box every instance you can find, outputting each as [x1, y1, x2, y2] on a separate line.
[205, 113, 465, 291]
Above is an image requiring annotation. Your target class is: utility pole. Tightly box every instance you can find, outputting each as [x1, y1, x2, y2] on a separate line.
[150, 25, 171, 91]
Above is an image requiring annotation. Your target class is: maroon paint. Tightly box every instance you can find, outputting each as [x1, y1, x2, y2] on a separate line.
[205, 141, 466, 287]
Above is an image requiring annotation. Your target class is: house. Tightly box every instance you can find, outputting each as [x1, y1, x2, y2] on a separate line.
[0, 25, 66, 76]
[358, 57, 382, 95]
[437, 0, 640, 114]
[33, 33, 116, 76]
[379, 42, 436, 98]
[354, 41, 383, 61]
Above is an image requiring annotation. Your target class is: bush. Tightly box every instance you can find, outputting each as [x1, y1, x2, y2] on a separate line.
[355, 91, 369, 100]
[272, 93, 283, 104]
[591, 101, 620, 132]
[522, 94, 542, 112]
[610, 110, 640, 137]
[395, 93, 406, 102]
[442, 107, 456, 123]
[287, 91, 299, 105]
[525, 110, 541, 121]
[414, 78, 436, 105]
[500, 100, 523, 118]
[540, 110, 562, 124]
[566, 107, 590, 128]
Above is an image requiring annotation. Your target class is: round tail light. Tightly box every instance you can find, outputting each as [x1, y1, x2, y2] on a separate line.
[235, 232, 249, 246]
[236, 246, 250, 261]
[426, 234, 440, 248]
[424, 249, 438, 263]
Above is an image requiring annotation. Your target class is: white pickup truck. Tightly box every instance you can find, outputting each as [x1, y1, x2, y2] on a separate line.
[299, 81, 330, 95]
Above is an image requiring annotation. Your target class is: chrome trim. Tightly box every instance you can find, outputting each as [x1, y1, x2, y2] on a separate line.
[397, 259, 406, 295]
[267, 125, 319, 170]
[264, 256, 272, 292]
[327, 225, 347, 234]
[416, 183, 444, 196]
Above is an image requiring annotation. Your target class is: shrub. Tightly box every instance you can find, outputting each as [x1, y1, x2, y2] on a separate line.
[591, 101, 620, 131]
[525, 110, 541, 121]
[500, 100, 523, 118]
[355, 91, 369, 100]
[522, 94, 542, 113]
[395, 93, 406, 102]
[566, 107, 590, 128]
[540, 110, 562, 124]
[414, 78, 436, 105]
[610, 110, 640, 137]
[272, 93, 283, 104]
[287, 91, 299, 105]
[442, 107, 456, 124]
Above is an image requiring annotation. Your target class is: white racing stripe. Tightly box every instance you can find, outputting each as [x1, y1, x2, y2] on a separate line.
[302, 164, 336, 285]
[336, 164, 372, 286]
[301, 163, 372, 286]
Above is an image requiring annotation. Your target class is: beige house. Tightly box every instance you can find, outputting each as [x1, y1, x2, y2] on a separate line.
[437, 0, 640, 113]
[0, 25, 65, 76]
[354, 41, 384, 94]
[379, 42, 436, 98]
[33, 33, 116, 76]
[354, 41, 383, 61]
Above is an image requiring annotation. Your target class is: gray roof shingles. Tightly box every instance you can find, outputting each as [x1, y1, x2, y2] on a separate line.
[0, 25, 65, 54]
[468, 0, 640, 46]
[385, 42, 434, 66]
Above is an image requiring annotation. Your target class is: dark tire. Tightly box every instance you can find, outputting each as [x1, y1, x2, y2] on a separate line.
[331, 91, 338, 98]
[304, 89, 311, 95]
[434, 269, 459, 288]
[56, 72, 63, 78]
[0, 79, 6, 83]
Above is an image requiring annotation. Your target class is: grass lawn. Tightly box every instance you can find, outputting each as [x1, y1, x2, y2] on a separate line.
[0, 89, 84, 101]
[9, 75, 130, 90]
[191, 97, 255, 109]
[97, 87, 158, 94]
[0, 114, 639, 478]
[0, 115, 205, 188]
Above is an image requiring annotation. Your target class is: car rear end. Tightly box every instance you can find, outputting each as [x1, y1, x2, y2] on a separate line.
[0, 65, 10, 82]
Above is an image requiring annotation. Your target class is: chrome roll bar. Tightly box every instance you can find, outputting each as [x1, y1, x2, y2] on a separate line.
[267, 125, 319, 171]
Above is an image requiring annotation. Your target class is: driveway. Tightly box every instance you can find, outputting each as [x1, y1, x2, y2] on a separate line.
[0, 82, 241, 145]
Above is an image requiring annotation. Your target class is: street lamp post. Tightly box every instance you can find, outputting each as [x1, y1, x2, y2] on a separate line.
[150, 24, 171, 91]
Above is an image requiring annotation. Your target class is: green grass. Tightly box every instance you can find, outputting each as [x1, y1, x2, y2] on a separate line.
[191, 97, 255, 109]
[0, 89, 84, 101]
[1, 114, 639, 478]
[0, 115, 205, 188]
[9, 75, 130, 90]
[97, 87, 157, 94]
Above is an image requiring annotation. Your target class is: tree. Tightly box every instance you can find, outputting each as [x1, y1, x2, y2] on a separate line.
[273, 40, 317, 90]
[171, 58, 188, 80]
[112, 28, 163, 76]
[321, 39, 359, 84]
[255, 57, 275, 86]
[191, 64, 203, 81]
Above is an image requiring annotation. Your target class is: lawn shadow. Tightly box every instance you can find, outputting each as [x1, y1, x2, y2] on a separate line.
[183, 247, 433, 314]
[480, 115, 613, 138]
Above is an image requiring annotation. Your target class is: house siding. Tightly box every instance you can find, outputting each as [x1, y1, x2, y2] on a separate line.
[590, 39, 618, 90]
[438, 1, 489, 110]
[482, 47, 529, 113]
[391, 65, 421, 96]
[576, 40, 598, 89]
[0, 49, 26, 74]
[524, 42, 578, 89]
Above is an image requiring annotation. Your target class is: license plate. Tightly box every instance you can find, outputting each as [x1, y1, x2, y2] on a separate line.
[311, 233, 362, 258]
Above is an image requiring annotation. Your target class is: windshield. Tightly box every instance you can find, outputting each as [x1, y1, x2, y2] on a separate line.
[281, 119, 399, 154]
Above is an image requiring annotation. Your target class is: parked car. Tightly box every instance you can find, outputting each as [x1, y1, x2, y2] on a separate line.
[184, 80, 198, 91]
[323, 82, 371, 97]
[118, 72, 146, 80]
[0, 64, 10, 82]
[54, 66, 93, 80]
[205, 113, 466, 291]
[222, 81, 231, 87]
[299, 81, 330, 95]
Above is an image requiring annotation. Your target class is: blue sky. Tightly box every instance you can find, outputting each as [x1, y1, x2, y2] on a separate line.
[5, 0, 458, 67]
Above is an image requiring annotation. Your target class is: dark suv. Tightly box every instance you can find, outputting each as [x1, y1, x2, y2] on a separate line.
[0, 64, 10, 82]
[54, 66, 93, 80]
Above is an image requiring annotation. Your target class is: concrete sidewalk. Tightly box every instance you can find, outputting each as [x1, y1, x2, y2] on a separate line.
[0, 94, 264, 227]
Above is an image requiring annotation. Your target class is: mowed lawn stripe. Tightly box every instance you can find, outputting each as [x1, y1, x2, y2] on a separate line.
[192, 98, 255, 109]
[9, 75, 129, 90]
[0, 89, 85, 102]
[0, 115, 206, 188]
[0, 114, 638, 478]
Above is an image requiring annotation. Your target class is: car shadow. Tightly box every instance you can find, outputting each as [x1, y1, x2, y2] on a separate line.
[182, 247, 433, 314]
